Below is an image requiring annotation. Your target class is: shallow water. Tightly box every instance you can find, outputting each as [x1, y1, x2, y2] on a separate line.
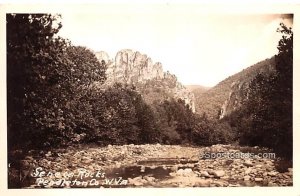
[106, 165, 172, 179]
[137, 158, 198, 165]
[62, 157, 266, 187]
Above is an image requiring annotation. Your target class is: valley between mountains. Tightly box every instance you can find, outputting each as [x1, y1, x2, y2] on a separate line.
[8, 49, 292, 188]
[7, 14, 293, 189]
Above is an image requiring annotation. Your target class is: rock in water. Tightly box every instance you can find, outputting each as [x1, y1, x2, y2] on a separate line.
[144, 176, 155, 183]
[170, 165, 178, 172]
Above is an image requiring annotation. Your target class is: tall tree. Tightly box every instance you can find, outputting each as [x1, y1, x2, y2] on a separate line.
[7, 14, 107, 148]
[7, 14, 65, 148]
[237, 23, 293, 158]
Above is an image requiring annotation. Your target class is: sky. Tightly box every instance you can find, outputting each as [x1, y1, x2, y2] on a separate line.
[57, 5, 293, 87]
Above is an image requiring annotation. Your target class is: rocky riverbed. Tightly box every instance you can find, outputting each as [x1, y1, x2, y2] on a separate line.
[8, 144, 292, 188]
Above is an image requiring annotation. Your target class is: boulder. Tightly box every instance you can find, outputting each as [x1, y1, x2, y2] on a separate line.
[244, 175, 251, 181]
[245, 168, 252, 175]
[176, 168, 196, 177]
[200, 171, 210, 177]
[267, 171, 278, 177]
[243, 160, 253, 167]
[212, 170, 225, 178]
[144, 176, 156, 183]
[128, 176, 147, 186]
[254, 178, 263, 182]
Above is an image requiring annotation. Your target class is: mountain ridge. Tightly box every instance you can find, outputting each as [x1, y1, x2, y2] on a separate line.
[95, 49, 277, 119]
[95, 49, 195, 112]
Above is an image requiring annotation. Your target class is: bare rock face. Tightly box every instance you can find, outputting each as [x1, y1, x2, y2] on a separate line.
[112, 49, 164, 84]
[173, 80, 195, 113]
[219, 81, 249, 119]
[95, 49, 195, 112]
[95, 51, 111, 64]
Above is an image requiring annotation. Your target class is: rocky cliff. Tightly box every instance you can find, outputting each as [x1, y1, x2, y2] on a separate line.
[95, 51, 111, 64]
[95, 49, 195, 112]
[219, 81, 249, 119]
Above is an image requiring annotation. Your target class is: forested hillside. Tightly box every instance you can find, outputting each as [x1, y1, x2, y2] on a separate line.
[186, 85, 210, 102]
[195, 57, 276, 119]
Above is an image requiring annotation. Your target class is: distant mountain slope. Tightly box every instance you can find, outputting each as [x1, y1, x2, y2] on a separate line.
[195, 57, 276, 119]
[186, 85, 210, 94]
[186, 85, 211, 102]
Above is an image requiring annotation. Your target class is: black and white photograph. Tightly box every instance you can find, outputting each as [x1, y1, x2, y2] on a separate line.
[1, 1, 299, 195]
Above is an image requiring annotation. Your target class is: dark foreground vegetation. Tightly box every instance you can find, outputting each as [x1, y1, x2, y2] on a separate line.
[7, 14, 292, 162]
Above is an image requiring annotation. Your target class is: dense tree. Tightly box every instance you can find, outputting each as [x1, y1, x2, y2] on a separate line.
[192, 114, 235, 146]
[7, 14, 64, 148]
[153, 99, 195, 143]
[7, 14, 106, 148]
[230, 23, 293, 159]
[80, 83, 161, 145]
[149, 98, 231, 145]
